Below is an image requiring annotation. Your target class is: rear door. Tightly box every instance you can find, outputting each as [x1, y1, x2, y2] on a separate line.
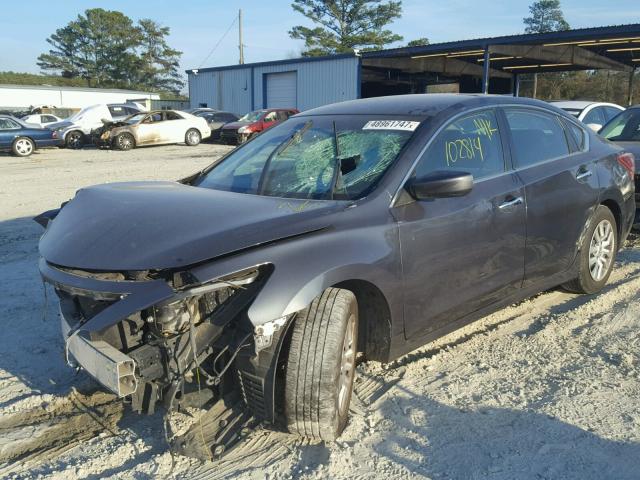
[164, 111, 188, 142]
[395, 109, 526, 339]
[503, 107, 598, 287]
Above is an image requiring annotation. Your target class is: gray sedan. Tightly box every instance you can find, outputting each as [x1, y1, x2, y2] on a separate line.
[36, 94, 635, 458]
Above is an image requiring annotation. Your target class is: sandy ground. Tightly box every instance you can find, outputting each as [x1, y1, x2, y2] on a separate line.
[0, 145, 639, 479]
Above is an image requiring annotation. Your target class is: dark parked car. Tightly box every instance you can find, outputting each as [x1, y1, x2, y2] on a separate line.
[220, 108, 299, 144]
[36, 94, 634, 457]
[184, 107, 220, 116]
[0, 115, 61, 156]
[599, 106, 640, 222]
[195, 110, 239, 141]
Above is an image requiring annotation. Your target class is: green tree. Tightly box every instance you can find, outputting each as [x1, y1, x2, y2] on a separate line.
[407, 37, 429, 47]
[523, 0, 569, 34]
[289, 0, 403, 56]
[522, 1, 569, 98]
[37, 8, 183, 93]
[136, 19, 183, 92]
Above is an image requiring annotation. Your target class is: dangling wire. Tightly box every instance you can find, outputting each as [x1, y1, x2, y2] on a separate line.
[189, 315, 213, 462]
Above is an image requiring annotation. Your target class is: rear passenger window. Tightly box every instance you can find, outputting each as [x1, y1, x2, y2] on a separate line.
[565, 121, 586, 151]
[603, 107, 618, 121]
[415, 110, 505, 180]
[582, 107, 605, 126]
[505, 109, 570, 168]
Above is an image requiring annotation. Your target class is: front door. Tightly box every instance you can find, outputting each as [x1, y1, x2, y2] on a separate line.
[393, 109, 526, 340]
[503, 107, 599, 286]
[136, 112, 165, 145]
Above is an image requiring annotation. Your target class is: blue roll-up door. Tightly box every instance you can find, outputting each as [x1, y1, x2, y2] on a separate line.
[265, 71, 297, 108]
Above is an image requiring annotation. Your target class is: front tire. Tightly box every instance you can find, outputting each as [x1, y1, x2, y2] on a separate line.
[185, 128, 201, 146]
[563, 205, 617, 294]
[114, 133, 135, 151]
[65, 130, 84, 149]
[12, 137, 35, 157]
[284, 288, 358, 441]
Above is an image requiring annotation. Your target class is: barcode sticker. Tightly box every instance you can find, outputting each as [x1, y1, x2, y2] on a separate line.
[363, 120, 420, 131]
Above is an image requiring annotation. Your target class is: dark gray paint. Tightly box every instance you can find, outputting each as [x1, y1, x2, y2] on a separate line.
[38, 94, 636, 362]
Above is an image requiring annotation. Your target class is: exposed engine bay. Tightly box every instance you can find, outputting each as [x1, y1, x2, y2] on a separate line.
[92, 120, 129, 148]
[40, 260, 293, 459]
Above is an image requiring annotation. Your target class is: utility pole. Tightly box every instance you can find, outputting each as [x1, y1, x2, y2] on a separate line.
[238, 9, 244, 65]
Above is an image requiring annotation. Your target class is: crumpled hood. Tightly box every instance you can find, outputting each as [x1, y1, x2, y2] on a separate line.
[39, 182, 342, 271]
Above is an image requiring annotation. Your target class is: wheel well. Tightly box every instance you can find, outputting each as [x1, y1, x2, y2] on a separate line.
[13, 136, 36, 149]
[334, 279, 392, 362]
[600, 199, 621, 237]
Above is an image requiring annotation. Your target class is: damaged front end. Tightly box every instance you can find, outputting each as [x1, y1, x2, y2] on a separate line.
[92, 121, 128, 148]
[40, 259, 293, 457]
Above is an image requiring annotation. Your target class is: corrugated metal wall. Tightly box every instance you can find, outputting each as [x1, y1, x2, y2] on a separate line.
[188, 56, 359, 115]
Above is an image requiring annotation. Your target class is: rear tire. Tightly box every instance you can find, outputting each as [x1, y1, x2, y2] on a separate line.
[65, 130, 84, 149]
[12, 137, 35, 157]
[284, 288, 358, 441]
[563, 205, 617, 294]
[185, 128, 201, 146]
[114, 133, 135, 151]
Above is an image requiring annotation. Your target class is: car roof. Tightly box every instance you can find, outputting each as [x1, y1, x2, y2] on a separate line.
[551, 100, 623, 110]
[299, 94, 556, 117]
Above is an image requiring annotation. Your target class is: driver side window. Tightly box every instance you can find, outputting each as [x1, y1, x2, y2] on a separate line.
[415, 109, 505, 180]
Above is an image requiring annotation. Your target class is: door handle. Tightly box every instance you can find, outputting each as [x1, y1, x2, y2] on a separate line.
[498, 196, 524, 210]
[576, 169, 592, 181]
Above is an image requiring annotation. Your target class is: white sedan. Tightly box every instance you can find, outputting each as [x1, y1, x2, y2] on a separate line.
[21, 113, 63, 127]
[551, 101, 624, 132]
[98, 110, 212, 150]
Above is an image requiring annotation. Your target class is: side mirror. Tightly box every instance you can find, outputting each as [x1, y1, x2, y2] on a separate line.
[405, 171, 473, 200]
[586, 123, 602, 132]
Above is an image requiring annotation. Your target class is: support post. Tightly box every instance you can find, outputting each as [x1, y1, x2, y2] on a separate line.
[628, 68, 636, 106]
[238, 9, 244, 65]
[482, 47, 490, 94]
[514, 74, 520, 97]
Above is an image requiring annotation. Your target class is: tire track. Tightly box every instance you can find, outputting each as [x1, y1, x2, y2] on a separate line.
[0, 389, 123, 476]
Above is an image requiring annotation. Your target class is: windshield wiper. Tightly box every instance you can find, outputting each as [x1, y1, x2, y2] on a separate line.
[257, 121, 313, 195]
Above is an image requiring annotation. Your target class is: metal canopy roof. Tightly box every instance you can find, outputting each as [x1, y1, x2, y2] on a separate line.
[363, 24, 640, 75]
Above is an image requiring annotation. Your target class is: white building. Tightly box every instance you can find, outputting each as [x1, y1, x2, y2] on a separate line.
[0, 84, 160, 111]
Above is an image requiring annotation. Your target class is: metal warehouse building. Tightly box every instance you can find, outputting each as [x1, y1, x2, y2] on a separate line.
[188, 23, 640, 115]
[187, 54, 359, 114]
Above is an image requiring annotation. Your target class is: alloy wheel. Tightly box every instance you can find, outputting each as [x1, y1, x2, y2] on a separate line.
[14, 138, 33, 156]
[589, 219, 614, 282]
[338, 312, 356, 415]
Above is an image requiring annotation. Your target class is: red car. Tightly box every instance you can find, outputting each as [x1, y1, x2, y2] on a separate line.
[220, 108, 298, 144]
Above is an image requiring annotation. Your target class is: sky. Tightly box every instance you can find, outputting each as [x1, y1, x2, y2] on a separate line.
[1, 0, 639, 78]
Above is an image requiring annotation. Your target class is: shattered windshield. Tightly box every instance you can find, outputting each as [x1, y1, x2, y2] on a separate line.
[600, 109, 640, 142]
[195, 115, 420, 200]
[238, 110, 266, 123]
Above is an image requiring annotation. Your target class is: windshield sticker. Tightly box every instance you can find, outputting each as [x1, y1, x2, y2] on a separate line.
[363, 120, 420, 131]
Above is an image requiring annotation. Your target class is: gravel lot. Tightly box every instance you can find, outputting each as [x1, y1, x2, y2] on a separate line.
[1, 145, 639, 479]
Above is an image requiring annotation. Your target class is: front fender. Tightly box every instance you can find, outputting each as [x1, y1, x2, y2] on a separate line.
[189, 222, 403, 330]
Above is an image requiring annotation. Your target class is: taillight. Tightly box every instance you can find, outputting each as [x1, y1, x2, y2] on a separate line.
[617, 152, 635, 177]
